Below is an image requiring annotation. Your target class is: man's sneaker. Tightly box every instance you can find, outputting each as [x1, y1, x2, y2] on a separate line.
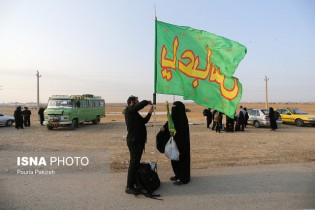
[170, 176, 179, 181]
[125, 187, 140, 195]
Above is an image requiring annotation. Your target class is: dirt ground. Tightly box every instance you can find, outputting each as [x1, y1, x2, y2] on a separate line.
[0, 102, 315, 174]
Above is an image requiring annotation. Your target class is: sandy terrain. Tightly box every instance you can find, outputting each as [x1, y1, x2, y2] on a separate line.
[1, 102, 315, 174]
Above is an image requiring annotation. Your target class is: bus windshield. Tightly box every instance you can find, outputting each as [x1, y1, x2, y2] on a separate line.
[47, 99, 74, 109]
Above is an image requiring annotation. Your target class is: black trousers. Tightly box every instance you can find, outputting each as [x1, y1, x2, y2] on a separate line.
[215, 122, 221, 132]
[206, 117, 212, 128]
[24, 116, 31, 127]
[240, 122, 245, 131]
[40, 115, 44, 125]
[127, 141, 144, 188]
[171, 153, 190, 184]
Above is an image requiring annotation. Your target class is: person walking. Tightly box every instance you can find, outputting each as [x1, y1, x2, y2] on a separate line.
[124, 95, 153, 195]
[269, 107, 277, 131]
[211, 109, 217, 130]
[159, 101, 190, 185]
[22, 107, 31, 127]
[14, 106, 24, 129]
[214, 111, 222, 133]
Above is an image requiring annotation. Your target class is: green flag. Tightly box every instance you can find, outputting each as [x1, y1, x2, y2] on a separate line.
[166, 101, 176, 137]
[154, 20, 247, 118]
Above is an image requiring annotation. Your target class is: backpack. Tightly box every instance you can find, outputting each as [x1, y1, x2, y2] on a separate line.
[136, 162, 162, 200]
[156, 129, 170, 153]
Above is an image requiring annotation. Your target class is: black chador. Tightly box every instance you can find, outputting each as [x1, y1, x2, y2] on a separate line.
[14, 106, 24, 129]
[162, 101, 190, 185]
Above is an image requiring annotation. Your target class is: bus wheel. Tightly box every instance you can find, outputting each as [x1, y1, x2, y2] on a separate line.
[93, 116, 100, 125]
[71, 119, 78, 130]
[47, 125, 53, 130]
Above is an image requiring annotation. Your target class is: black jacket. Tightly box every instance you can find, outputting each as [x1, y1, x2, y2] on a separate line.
[124, 100, 152, 143]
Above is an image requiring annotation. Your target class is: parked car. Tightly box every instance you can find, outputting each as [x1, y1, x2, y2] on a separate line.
[247, 109, 282, 128]
[0, 113, 15, 127]
[276, 108, 315, 127]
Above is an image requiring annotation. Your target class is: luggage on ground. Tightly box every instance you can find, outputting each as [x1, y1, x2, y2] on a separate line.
[136, 162, 161, 200]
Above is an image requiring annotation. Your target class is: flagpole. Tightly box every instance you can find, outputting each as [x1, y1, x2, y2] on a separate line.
[153, 9, 158, 170]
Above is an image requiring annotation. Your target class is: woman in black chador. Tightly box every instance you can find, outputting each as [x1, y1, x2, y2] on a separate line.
[269, 107, 278, 131]
[159, 101, 190, 185]
[14, 106, 24, 129]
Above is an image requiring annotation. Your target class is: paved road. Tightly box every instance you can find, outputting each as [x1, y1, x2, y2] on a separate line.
[1, 163, 315, 210]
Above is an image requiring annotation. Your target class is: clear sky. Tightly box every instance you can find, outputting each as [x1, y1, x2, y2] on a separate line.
[1, 0, 314, 104]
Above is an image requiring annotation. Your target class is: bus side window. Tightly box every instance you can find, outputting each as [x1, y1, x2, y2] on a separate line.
[100, 100, 105, 107]
[95, 100, 99, 107]
[76, 100, 81, 108]
[89, 100, 94, 107]
[72, 100, 76, 108]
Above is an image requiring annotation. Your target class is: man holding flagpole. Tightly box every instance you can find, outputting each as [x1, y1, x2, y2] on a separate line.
[124, 95, 153, 195]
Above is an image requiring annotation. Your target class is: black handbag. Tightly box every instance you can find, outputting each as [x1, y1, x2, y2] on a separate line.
[156, 129, 170, 153]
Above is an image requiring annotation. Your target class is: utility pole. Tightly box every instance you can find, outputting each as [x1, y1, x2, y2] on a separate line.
[264, 75, 269, 109]
[36, 71, 41, 110]
[0, 86, 2, 107]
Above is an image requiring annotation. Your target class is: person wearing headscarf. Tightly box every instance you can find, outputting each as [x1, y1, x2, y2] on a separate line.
[203, 108, 212, 129]
[159, 101, 190, 185]
[14, 106, 24, 129]
[124, 95, 153, 195]
[269, 107, 277, 131]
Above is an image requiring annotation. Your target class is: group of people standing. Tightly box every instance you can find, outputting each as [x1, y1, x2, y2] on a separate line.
[123, 96, 190, 195]
[203, 108, 223, 132]
[204, 106, 278, 132]
[13, 106, 31, 129]
[13, 106, 46, 129]
[203, 106, 249, 132]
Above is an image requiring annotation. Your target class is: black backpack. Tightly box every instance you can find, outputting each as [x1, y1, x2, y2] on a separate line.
[156, 129, 170, 153]
[136, 163, 162, 200]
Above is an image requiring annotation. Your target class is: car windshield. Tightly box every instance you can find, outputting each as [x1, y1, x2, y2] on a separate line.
[289, 108, 308, 115]
[47, 99, 73, 109]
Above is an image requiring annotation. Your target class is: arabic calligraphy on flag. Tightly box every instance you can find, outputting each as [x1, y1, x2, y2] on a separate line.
[154, 20, 247, 118]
